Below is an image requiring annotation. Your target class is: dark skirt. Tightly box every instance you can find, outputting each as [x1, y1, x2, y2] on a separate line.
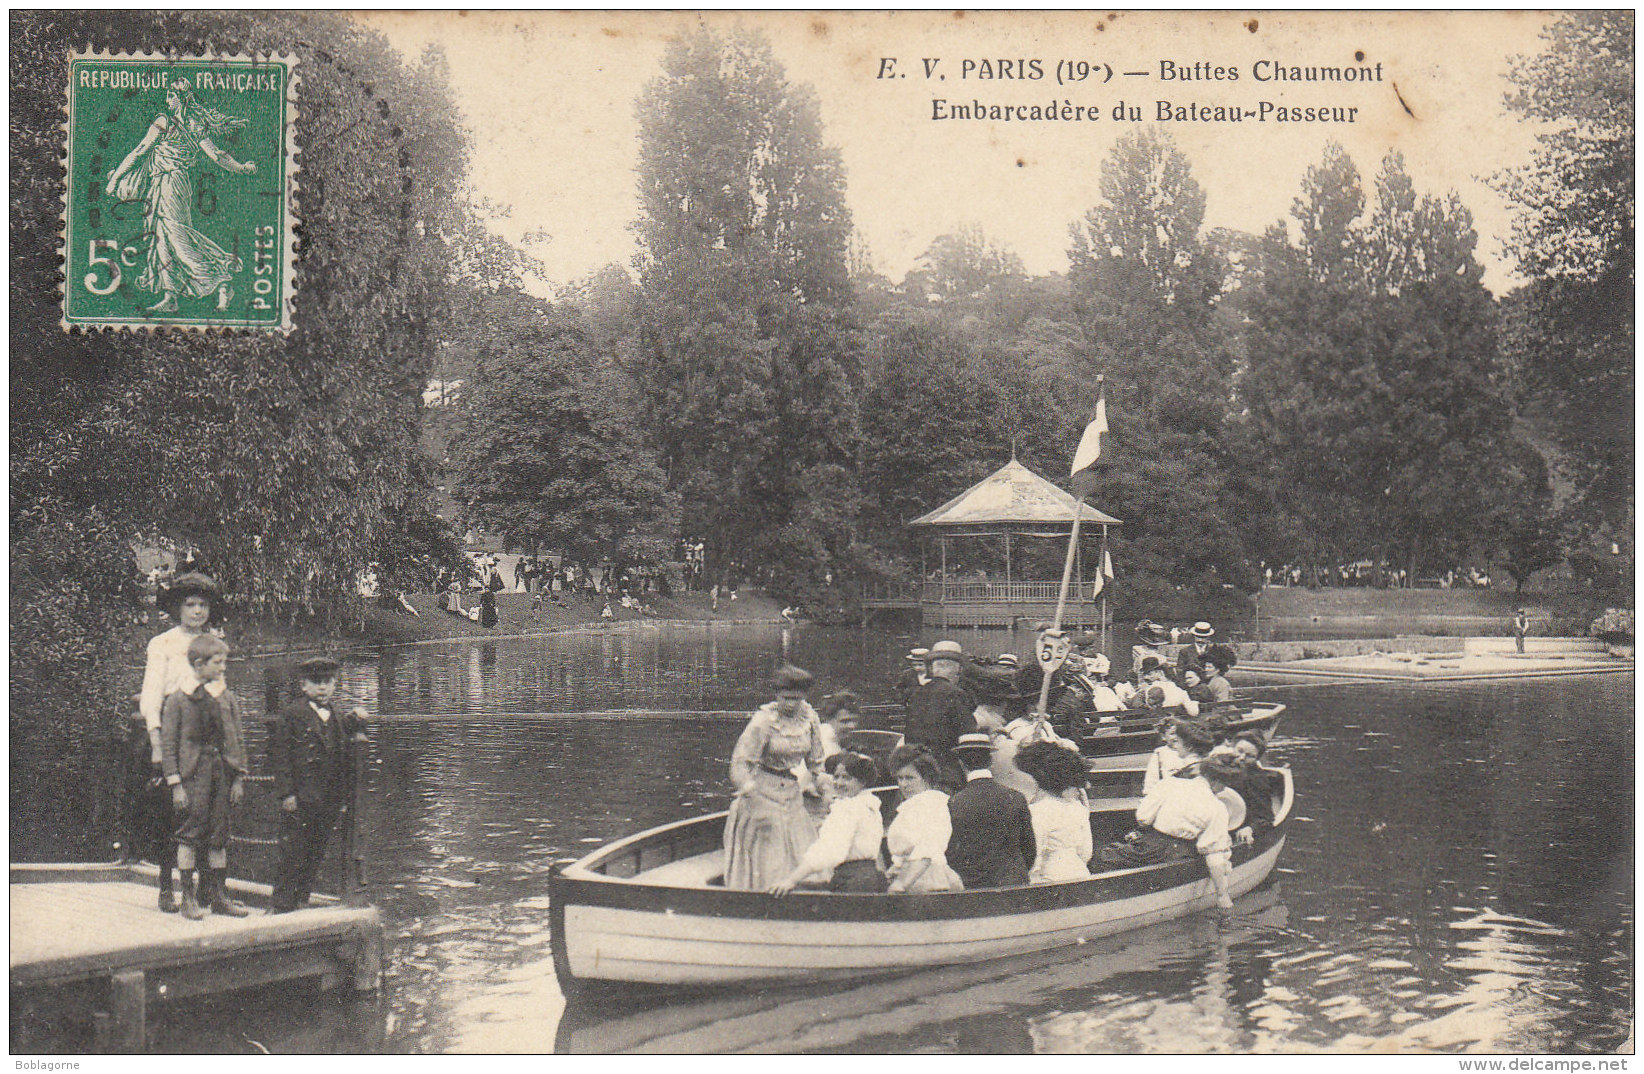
[828, 858, 887, 893]
[1093, 827, 1197, 870]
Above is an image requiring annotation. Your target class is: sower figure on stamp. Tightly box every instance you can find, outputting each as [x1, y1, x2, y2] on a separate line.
[160, 633, 250, 920]
[104, 78, 256, 313]
[269, 656, 369, 914]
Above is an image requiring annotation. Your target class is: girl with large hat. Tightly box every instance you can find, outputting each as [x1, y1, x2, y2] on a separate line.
[133, 570, 220, 912]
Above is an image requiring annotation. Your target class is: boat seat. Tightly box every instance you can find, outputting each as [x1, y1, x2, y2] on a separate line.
[629, 850, 724, 888]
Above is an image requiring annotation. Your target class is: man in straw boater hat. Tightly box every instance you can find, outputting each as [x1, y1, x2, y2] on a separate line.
[892, 646, 932, 709]
[903, 640, 976, 756]
[945, 731, 1037, 889]
[1175, 621, 1217, 681]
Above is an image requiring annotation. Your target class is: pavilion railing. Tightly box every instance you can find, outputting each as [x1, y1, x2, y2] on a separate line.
[860, 580, 1101, 604]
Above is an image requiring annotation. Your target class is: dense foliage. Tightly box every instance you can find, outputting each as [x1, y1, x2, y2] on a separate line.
[1497, 11, 1635, 557]
[631, 27, 864, 592]
[446, 290, 679, 564]
[12, 10, 471, 805]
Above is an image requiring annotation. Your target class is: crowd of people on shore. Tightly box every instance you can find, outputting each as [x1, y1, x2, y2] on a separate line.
[722, 618, 1280, 910]
[123, 571, 371, 920]
[1262, 560, 1492, 590]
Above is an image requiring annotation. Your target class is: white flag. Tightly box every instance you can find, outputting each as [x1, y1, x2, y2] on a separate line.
[1070, 391, 1107, 480]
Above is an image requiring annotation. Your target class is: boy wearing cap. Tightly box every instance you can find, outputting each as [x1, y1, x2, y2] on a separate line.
[269, 657, 370, 913]
[160, 633, 250, 920]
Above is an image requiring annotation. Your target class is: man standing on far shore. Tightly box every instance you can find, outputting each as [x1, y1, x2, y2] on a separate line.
[1513, 609, 1530, 654]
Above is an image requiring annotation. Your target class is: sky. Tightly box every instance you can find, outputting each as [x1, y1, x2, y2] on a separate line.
[359, 10, 1554, 297]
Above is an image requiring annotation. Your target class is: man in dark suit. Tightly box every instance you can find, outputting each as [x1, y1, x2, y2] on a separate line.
[902, 640, 976, 755]
[269, 657, 369, 913]
[946, 733, 1036, 888]
[1175, 621, 1217, 680]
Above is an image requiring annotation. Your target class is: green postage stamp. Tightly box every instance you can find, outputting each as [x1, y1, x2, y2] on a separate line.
[63, 52, 298, 331]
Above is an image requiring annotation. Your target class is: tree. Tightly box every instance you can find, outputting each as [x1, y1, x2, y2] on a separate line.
[907, 224, 1025, 302]
[632, 27, 862, 589]
[12, 10, 479, 854]
[1239, 148, 1532, 577]
[1066, 128, 1248, 588]
[1497, 11, 1634, 550]
[448, 293, 679, 564]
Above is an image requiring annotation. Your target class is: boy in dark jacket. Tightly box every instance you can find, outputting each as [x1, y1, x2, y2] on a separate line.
[269, 657, 369, 913]
[160, 633, 250, 920]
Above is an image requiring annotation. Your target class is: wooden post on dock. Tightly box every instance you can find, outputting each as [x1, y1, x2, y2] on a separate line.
[340, 733, 368, 906]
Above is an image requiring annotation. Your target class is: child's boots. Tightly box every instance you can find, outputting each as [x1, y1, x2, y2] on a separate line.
[179, 870, 207, 921]
[207, 869, 250, 917]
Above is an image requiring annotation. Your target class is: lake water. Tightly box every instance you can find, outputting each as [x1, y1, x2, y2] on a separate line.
[16, 624, 1634, 1054]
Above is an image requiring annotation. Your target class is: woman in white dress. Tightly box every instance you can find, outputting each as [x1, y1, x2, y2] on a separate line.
[1014, 741, 1094, 883]
[884, 749, 964, 893]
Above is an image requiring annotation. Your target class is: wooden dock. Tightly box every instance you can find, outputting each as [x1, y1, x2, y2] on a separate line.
[10, 862, 382, 1052]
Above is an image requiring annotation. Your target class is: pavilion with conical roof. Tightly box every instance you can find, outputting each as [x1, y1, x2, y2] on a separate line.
[863, 458, 1121, 630]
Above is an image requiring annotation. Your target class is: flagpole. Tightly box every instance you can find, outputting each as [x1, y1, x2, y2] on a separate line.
[1037, 374, 1102, 716]
[1036, 507, 1083, 715]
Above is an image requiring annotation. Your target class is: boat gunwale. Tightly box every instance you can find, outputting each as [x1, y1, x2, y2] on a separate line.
[554, 769, 1293, 922]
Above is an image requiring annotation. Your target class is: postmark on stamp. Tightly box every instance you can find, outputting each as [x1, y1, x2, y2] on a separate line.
[63, 52, 298, 332]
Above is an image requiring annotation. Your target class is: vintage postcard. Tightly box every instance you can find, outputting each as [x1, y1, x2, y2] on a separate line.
[10, 8, 1632, 1060]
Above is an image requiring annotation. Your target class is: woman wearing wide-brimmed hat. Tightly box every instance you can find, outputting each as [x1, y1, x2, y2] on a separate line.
[722, 664, 825, 890]
[132, 570, 220, 912]
[1131, 619, 1171, 683]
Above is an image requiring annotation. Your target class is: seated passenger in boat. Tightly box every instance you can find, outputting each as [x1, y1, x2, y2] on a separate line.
[1130, 620, 1172, 683]
[1143, 717, 1216, 794]
[1192, 646, 1236, 706]
[1211, 732, 1280, 845]
[892, 648, 931, 709]
[1083, 655, 1126, 713]
[1014, 742, 1093, 884]
[884, 748, 964, 893]
[1135, 657, 1200, 716]
[946, 733, 1037, 889]
[723, 665, 824, 891]
[1093, 755, 1243, 910]
[769, 753, 887, 895]
[816, 690, 862, 760]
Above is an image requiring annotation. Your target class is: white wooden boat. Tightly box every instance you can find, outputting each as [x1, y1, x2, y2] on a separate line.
[1077, 701, 1284, 757]
[548, 768, 1292, 993]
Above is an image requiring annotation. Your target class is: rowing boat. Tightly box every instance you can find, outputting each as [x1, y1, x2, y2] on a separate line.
[1078, 702, 1284, 758]
[547, 768, 1292, 993]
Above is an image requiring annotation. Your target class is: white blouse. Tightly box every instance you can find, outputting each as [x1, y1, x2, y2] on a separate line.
[1143, 745, 1191, 795]
[886, 790, 953, 869]
[139, 626, 202, 750]
[794, 790, 883, 877]
[1135, 775, 1232, 858]
[1029, 795, 1093, 883]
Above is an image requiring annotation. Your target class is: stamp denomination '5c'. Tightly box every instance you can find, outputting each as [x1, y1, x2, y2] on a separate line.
[64, 52, 298, 332]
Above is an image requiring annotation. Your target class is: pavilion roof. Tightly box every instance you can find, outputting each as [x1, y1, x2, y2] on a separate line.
[908, 459, 1122, 530]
